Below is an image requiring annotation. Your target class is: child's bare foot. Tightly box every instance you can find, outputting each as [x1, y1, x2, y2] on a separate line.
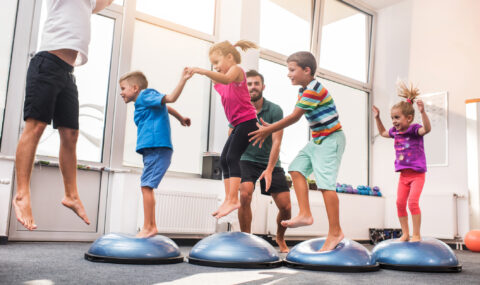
[409, 235, 421, 242]
[13, 195, 37, 230]
[320, 232, 344, 252]
[62, 196, 90, 225]
[276, 236, 289, 253]
[136, 227, 158, 238]
[214, 201, 241, 219]
[280, 215, 313, 228]
[398, 234, 410, 242]
[212, 201, 225, 217]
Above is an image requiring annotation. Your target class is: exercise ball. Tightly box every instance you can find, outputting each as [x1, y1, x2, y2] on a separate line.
[465, 230, 480, 252]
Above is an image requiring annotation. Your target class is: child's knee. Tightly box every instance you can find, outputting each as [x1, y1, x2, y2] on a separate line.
[408, 200, 420, 214]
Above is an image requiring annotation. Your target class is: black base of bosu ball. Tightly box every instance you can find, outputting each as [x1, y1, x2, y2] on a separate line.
[372, 238, 462, 272]
[85, 233, 184, 264]
[188, 232, 283, 269]
[285, 238, 379, 272]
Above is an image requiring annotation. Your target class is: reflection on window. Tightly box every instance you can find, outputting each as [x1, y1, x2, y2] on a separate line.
[36, 12, 114, 162]
[0, 0, 18, 142]
[258, 59, 310, 170]
[319, 0, 371, 82]
[319, 78, 368, 185]
[136, 0, 215, 35]
[125, 20, 211, 174]
[260, 0, 312, 56]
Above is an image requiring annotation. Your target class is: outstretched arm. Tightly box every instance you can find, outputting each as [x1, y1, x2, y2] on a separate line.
[249, 107, 305, 148]
[372, 105, 390, 138]
[93, 0, 114, 13]
[187, 65, 243, 85]
[416, 99, 431, 136]
[162, 68, 193, 104]
[167, 106, 191, 126]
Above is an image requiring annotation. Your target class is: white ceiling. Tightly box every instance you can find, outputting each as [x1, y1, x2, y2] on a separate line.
[359, 0, 406, 10]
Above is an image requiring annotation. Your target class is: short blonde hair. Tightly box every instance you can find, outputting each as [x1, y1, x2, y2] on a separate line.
[119, 71, 148, 90]
[392, 80, 420, 119]
[209, 40, 258, 64]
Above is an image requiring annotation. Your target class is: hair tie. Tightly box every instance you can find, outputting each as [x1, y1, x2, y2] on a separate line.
[407, 98, 413, 104]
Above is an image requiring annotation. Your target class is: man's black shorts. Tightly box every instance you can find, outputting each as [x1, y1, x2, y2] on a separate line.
[24, 51, 79, 129]
[240, 160, 290, 195]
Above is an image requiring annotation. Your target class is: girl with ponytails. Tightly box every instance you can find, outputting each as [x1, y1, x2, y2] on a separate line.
[187, 40, 259, 219]
[372, 81, 431, 242]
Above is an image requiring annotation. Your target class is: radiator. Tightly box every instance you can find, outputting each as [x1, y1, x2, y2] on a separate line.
[420, 194, 459, 239]
[137, 190, 218, 235]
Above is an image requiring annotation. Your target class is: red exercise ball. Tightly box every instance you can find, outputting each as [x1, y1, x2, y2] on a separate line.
[465, 230, 480, 252]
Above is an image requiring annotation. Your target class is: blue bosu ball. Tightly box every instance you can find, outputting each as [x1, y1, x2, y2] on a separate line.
[188, 232, 282, 268]
[85, 233, 183, 264]
[285, 238, 379, 272]
[372, 238, 462, 272]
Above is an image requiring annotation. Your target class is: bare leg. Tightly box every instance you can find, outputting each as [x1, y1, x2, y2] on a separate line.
[238, 182, 254, 233]
[215, 177, 241, 219]
[212, 178, 230, 216]
[137, 186, 158, 238]
[319, 190, 344, 252]
[410, 214, 421, 242]
[281, 171, 313, 228]
[58, 127, 90, 225]
[398, 216, 410, 241]
[13, 119, 46, 230]
[272, 191, 291, 253]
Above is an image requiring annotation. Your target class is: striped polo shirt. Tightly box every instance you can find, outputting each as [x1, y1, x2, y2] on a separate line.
[296, 79, 342, 144]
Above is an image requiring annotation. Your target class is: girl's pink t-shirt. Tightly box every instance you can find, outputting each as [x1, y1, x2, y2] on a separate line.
[214, 71, 257, 126]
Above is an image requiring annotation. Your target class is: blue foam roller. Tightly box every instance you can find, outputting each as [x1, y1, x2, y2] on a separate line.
[285, 238, 379, 272]
[372, 238, 462, 272]
[188, 232, 282, 268]
[85, 233, 183, 264]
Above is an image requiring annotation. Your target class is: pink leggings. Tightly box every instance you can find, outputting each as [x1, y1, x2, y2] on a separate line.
[396, 169, 425, 217]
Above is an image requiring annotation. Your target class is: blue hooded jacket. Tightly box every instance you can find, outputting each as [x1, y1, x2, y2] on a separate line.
[134, 88, 172, 154]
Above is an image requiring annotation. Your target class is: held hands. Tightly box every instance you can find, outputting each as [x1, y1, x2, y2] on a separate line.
[259, 169, 273, 192]
[372, 105, 380, 118]
[416, 99, 425, 113]
[182, 67, 194, 80]
[180, 117, 191, 127]
[185, 67, 204, 76]
[248, 118, 271, 148]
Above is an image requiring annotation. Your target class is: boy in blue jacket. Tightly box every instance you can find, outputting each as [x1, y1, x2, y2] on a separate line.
[119, 69, 192, 238]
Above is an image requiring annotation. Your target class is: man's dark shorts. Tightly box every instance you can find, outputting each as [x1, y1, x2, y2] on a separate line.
[240, 160, 290, 195]
[24, 51, 79, 129]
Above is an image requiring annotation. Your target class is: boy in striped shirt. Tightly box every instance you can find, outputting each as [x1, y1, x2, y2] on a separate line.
[249, 51, 346, 252]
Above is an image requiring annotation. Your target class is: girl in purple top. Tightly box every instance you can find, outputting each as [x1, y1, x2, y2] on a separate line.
[188, 40, 258, 219]
[372, 81, 431, 242]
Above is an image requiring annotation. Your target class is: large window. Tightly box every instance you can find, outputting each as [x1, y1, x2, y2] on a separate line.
[136, 0, 216, 35]
[36, 5, 115, 163]
[259, 0, 312, 56]
[124, 20, 211, 174]
[258, 59, 310, 170]
[319, 0, 372, 82]
[0, 0, 18, 143]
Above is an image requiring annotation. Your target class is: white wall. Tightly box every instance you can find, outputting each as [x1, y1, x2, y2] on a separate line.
[372, 0, 480, 237]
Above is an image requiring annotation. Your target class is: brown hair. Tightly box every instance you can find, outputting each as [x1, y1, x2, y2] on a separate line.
[209, 40, 258, 64]
[392, 80, 420, 119]
[246, 69, 264, 84]
[119, 71, 148, 90]
[287, 51, 317, 76]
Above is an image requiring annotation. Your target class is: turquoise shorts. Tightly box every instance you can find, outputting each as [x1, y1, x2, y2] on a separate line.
[288, 131, 346, 191]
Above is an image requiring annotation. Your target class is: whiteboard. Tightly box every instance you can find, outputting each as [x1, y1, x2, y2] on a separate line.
[412, 91, 448, 166]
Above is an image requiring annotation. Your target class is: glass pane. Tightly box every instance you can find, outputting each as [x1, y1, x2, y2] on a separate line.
[113, 0, 123, 5]
[36, 9, 115, 162]
[260, 0, 312, 56]
[319, 78, 368, 186]
[258, 59, 310, 170]
[136, 0, 215, 35]
[319, 0, 371, 82]
[126, 20, 211, 174]
[0, 0, 18, 142]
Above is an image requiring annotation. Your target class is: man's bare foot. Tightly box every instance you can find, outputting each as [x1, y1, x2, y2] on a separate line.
[136, 227, 158, 238]
[61, 196, 90, 225]
[410, 235, 421, 242]
[13, 195, 37, 230]
[214, 201, 241, 219]
[276, 236, 289, 253]
[280, 215, 313, 228]
[398, 234, 410, 242]
[320, 232, 344, 252]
